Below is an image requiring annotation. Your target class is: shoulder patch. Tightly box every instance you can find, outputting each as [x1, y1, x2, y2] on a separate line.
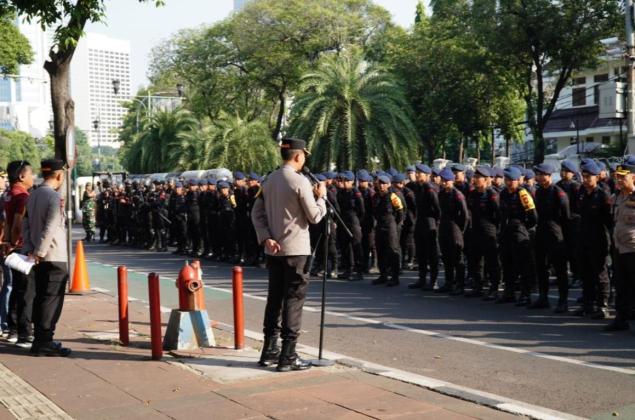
[519, 189, 535, 211]
[390, 193, 403, 210]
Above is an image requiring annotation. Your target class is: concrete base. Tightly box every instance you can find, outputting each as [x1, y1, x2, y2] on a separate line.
[163, 310, 216, 351]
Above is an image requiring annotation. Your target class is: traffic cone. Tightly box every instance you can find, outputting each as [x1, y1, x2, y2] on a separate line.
[69, 241, 91, 294]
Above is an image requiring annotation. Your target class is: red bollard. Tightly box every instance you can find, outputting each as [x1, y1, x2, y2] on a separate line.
[148, 273, 163, 360]
[117, 266, 129, 346]
[232, 266, 244, 350]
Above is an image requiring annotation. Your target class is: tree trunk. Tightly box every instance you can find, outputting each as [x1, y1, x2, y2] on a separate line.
[505, 135, 510, 157]
[426, 139, 435, 165]
[272, 88, 286, 141]
[533, 63, 545, 164]
[458, 137, 464, 163]
[475, 136, 480, 162]
[45, 56, 75, 162]
[491, 127, 495, 164]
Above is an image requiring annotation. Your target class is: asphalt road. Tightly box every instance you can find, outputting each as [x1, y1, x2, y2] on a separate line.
[78, 231, 635, 418]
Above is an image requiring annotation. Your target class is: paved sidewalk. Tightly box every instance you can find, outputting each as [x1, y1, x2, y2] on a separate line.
[0, 290, 519, 419]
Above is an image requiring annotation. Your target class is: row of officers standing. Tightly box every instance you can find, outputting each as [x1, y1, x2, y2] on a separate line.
[91, 157, 635, 333]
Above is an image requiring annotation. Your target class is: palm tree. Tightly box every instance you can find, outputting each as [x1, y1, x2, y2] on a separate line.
[289, 51, 418, 171]
[121, 108, 198, 173]
[175, 113, 279, 174]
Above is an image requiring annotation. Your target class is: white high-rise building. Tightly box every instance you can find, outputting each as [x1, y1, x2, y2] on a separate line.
[0, 18, 53, 138]
[71, 32, 131, 149]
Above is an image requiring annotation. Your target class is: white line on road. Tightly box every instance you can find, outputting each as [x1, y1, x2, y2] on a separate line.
[87, 260, 635, 377]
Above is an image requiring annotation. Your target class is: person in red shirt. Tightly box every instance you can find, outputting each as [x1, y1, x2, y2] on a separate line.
[3, 160, 35, 347]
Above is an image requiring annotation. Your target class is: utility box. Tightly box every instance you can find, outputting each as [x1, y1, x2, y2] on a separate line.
[599, 82, 625, 119]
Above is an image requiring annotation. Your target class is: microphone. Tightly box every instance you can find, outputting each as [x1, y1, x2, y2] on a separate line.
[301, 166, 320, 185]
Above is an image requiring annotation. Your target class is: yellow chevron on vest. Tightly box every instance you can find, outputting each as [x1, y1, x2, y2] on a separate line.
[519, 189, 535, 211]
[230, 194, 237, 208]
[390, 193, 403, 210]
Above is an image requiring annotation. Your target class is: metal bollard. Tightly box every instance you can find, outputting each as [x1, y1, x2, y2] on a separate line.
[148, 273, 163, 360]
[232, 266, 244, 350]
[117, 266, 129, 346]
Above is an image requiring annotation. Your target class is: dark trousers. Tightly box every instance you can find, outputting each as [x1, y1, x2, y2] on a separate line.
[439, 222, 464, 290]
[338, 219, 363, 274]
[8, 268, 35, 338]
[580, 244, 609, 309]
[361, 224, 375, 272]
[263, 256, 309, 342]
[415, 226, 439, 285]
[400, 223, 415, 264]
[376, 225, 401, 281]
[33, 262, 68, 344]
[501, 229, 535, 297]
[535, 228, 568, 302]
[614, 252, 635, 321]
[188, 216, 202, 253]
[468, 231, 500, 292]
[175, 216, 188, 251]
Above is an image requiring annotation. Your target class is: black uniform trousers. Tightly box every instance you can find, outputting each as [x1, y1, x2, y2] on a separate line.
[7, 266, 35, 339]
[467, 229, 500, 293]
[361, 222, 375, 272]
[376, 225, 400, 281]
[439, 222, 464, 290]
[415, 225, 439, 285]
[400, 222, 415, 264]
[338, 217, 363, 275]
[535, 226, 568, 302]
[263, 256, 309, 342]
[580, 241, 610, 310]
[175, 215, 188, 252]
[33, 262, 68, 344]
[188, 214, 202, 254]
[614, 252, 635, 321]
[501, 226, 535, 298]
[565, 216, 582, 281]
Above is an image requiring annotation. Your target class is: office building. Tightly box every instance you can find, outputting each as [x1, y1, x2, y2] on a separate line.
[71, 32, 131, 149]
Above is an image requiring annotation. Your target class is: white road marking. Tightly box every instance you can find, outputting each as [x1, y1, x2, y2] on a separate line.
[87, 261, 635, 376]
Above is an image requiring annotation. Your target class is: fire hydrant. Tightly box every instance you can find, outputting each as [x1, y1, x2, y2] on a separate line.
[176, 260, 205, 311]
[164, 260, 215, 351]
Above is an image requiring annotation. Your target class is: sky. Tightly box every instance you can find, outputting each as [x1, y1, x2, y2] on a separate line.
[86, 0, 423, 91]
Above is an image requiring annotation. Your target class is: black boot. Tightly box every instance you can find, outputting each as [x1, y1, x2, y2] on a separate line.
[258, 337, 281, 367]
[276, 341, 311, 372]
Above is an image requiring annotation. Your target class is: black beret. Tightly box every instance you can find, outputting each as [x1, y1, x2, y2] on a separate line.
[40, 159, 65, 175]
[280, 137, 310, 155]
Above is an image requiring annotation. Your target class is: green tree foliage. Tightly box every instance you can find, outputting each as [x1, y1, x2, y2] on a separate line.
[0, 129, 45, 170]
[476, 0, 621, 163]
[0, 13, 33, 75]
[176, 113, 279, 173]
[289, 51, 417, 171]
[121, 108, 198, 174]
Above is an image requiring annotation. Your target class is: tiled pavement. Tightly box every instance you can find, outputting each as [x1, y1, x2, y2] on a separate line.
[0, 291, 519, 420]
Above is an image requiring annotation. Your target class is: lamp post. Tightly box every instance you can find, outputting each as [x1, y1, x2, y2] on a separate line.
[93, 117, 101, 170]
[570, 119, 580, 155]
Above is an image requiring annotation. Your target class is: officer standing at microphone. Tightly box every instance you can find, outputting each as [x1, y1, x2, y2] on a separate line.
[251, 138, 327, 372]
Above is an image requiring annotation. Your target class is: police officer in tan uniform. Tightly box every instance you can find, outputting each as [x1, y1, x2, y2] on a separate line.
[251, 138, 327, 372]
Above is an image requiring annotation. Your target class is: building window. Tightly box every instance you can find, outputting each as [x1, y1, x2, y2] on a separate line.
[586, 137, 595, 143]
[573, 77, 586, 86]
[594, 74, 609, 105]
[602, 136, 611, 145]
[572, 87, 586, 106]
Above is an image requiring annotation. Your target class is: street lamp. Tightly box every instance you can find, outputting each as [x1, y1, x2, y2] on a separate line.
[569, 119, 580, 155]
[93, 118, 101, 170]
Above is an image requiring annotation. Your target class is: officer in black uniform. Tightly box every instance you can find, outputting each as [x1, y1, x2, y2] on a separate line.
[186, 180, 202, 257]
[437, 168, 469, 295]
[357, 171, 376, 274]
[172, 182, 189, 254]
[371, 175, 403, 287]
[393, 173, 416, 270]
[557, 160, 582, 286]
[465, 166, 500, 298]
[198, 179, 211, 257]
[575, 160, 612, 318]
[206, 179, 221, 259]
[497, 167, 538, 304]
[336, 171, 365, 281]
[233, 172, 250, 264]
[217, 181, 237, 261]
[409, 164, 441, 290]
[532, 163, 570, 311]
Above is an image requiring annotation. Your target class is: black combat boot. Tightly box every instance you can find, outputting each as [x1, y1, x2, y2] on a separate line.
[258, 336, 281, 367]
[276, 341, 311, 372]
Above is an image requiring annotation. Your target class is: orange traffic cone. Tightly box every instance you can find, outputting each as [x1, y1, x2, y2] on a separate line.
[69, 241, 91, 294]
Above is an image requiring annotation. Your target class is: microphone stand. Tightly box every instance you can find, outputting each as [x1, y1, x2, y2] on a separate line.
[303, 168, 352, 367]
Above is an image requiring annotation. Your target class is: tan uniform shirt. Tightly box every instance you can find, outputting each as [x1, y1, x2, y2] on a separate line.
[251, 164, 326, 256]
[22, 184, 67, 262]
[613, 191, 635, 254]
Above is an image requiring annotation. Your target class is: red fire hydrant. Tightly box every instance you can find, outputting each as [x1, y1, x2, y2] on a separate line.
[176, 261, 205, 311]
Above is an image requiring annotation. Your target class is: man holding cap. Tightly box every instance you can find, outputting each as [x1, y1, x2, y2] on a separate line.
[251, 138, 326, 371]
[22, 159, 71, 356]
